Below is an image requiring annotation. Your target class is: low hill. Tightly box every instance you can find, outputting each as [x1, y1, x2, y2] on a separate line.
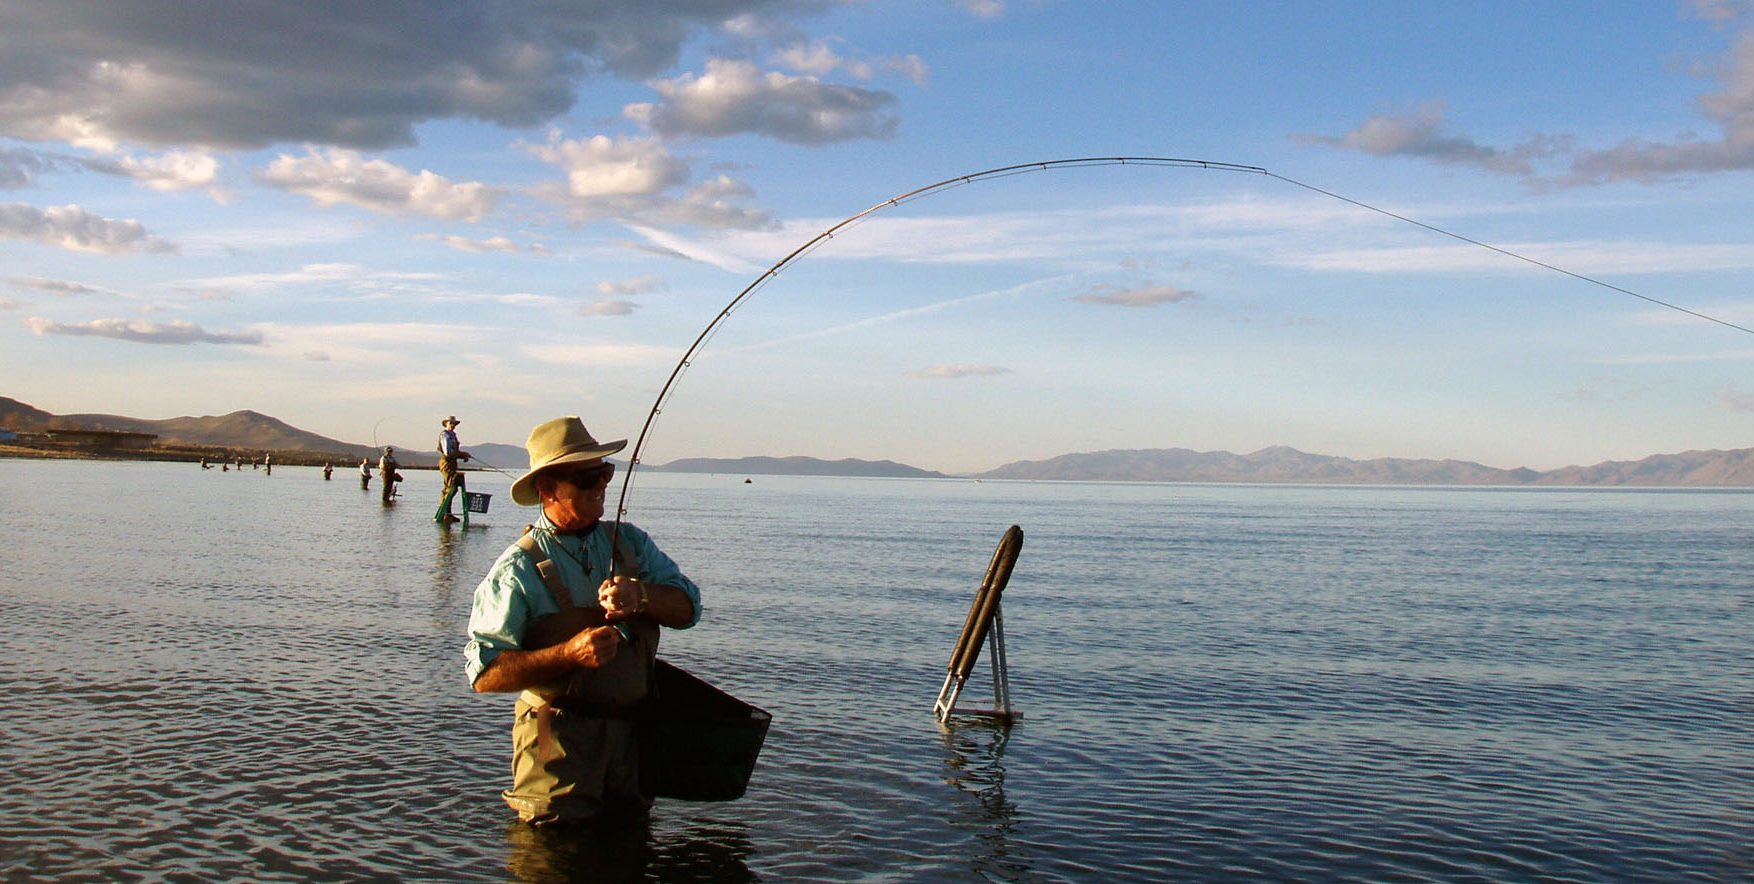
[0, 397, 55, 429]
[0, 396, 435, 465]
[1534, 448, 1754, 486]
[62, 407, 358, 453]
[464, 442, 531, 473]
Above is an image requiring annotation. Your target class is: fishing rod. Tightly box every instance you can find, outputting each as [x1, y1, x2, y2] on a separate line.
[609, 155, 1754, 539]
[463, 457, 520, 480]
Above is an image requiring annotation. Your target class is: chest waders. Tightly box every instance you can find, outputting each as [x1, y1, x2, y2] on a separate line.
[435, 435, 466, 521]
[502, 529, 659, 825]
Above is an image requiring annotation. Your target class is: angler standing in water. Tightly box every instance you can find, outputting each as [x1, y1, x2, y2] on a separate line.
[359, 458, 372, 490]
[379, 446, 401, 502]
[464, 415, 701, 827]
[434, 415, 471, 523]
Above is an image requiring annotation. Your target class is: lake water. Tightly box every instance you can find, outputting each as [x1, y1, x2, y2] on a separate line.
[1, 458, 1751, 883]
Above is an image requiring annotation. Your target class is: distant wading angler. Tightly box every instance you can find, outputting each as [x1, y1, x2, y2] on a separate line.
[464, 415, 701, 826]
[379, 447, 401, 502]
[435, 415, 471, 523]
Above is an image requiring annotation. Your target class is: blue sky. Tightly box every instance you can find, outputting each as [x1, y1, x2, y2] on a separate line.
[6, 0, 1754, 473]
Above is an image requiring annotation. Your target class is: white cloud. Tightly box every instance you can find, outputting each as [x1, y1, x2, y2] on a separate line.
[7, 277, 107, 296]
[625, 225, 765, 272]
[83, 149, 220, 191]
[0, 202, 174, 254]
[1072, 283, 1201, 307]
[908, 363, 1013, 379]
[185, 263, 444, 298]
[259, 321, 468, 347]
[497, 292, 566, 307]
[770, 40, 928, 85]
[1291, 101, 1564, 177]
[526, 131, 772, 230]
[417, 233, 543, 254]
[259, 149, 500, 221]
[624, 58, 898, 144]
[581, 298, 640, 316]
[596, 274, 668, 296]
[1718, 385, 1754, 411]
[884, 55, 930, 87]
[527, 133, 688, 198]
[240, 321, 472, 365]
[774, 41, 873, 79]
[954, 0, 1006, 19]
[521, 341, 677, 366]
[1288, 241, 1754, 274]
[25, 316, 263, 345]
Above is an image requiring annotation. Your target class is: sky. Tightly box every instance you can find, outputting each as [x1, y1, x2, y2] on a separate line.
[7, 0, 1754, 474]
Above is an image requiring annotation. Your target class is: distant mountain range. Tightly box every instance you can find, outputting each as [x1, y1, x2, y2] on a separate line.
[660, 455, 949, 478]
[974, 445, 1754, 486]
[979, 446, 1540, 484]
[5, 395, 1754, 485]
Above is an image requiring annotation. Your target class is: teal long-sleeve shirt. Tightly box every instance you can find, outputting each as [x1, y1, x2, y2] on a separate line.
[463, 513, 701, 686]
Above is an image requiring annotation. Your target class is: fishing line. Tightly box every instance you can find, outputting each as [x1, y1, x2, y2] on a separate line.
[610, 155, 1754, 539]
[1263, 172, 1754, 337]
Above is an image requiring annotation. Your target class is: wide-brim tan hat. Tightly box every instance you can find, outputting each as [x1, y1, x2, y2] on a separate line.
[510, 415, 627, 506]
[443, 415, 460, 426]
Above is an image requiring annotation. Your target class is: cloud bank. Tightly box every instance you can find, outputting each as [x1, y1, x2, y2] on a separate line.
[0, 1, 833, 151]
[26, 316, 263, 345]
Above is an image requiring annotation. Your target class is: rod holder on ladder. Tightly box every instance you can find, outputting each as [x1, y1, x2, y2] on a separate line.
[935, 525, 1023, 725]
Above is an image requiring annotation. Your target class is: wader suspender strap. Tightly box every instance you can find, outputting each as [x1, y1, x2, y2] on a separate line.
[513, 527, 641, 763]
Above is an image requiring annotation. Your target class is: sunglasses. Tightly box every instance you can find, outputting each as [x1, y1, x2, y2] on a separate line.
[557, 462, 615, 488]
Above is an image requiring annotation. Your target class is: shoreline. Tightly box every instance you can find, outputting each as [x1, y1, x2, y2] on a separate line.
[0, 443, 439, 470]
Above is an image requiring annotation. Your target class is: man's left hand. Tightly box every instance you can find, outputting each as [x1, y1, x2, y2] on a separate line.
[598, 575, 646, 618]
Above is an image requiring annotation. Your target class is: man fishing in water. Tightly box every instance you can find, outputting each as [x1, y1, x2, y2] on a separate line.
[434, 415, 471, 523]
[379, 446, 401, 502]
[463, 415, 701, 826]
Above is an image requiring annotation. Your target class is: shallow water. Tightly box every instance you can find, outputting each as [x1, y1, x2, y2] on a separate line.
[2, 459, 1751, 882]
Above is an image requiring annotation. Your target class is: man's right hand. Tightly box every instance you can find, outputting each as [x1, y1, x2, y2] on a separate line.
[561, 625, 621, 669]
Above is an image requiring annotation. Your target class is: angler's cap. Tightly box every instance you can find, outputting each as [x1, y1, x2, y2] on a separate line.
[511, 415, 627, 506]
[443, 415, 460, 426]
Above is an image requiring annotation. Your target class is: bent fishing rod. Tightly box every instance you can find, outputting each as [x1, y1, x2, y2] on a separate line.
[609, 154, 1754, 544]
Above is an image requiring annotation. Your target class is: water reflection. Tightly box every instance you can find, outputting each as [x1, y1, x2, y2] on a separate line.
[433, 520, 459, 590]
[503, 819, 759, 883]
[941, 720, 1033, 882]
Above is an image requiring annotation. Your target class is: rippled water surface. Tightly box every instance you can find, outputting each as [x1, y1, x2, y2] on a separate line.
[3, 459, 1752, 882]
